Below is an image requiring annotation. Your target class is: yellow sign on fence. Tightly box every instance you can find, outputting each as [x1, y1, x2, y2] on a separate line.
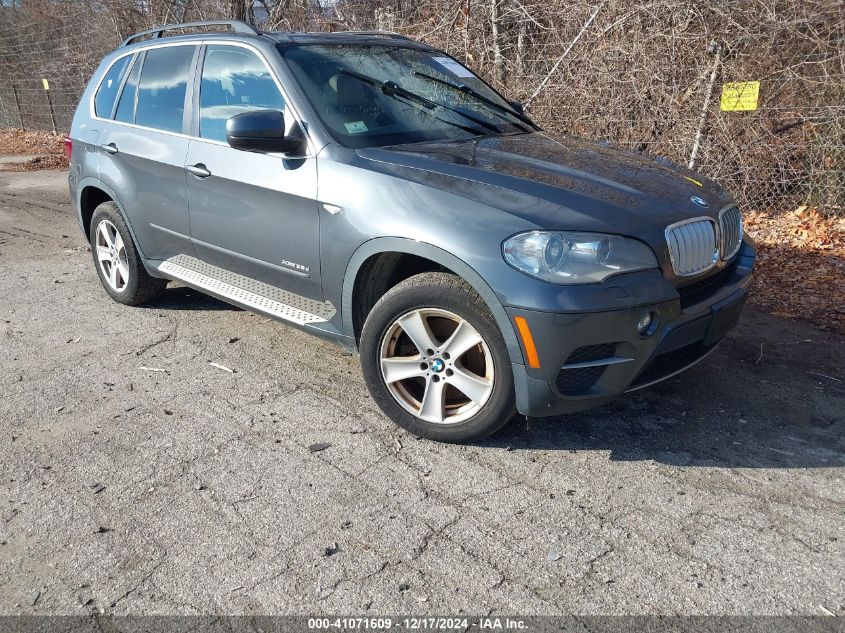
[41, 78, 49, 91]
[721, 81, 760, 111]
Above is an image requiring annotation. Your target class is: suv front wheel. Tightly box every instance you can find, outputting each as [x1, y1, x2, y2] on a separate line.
[360, 272, 515, 442]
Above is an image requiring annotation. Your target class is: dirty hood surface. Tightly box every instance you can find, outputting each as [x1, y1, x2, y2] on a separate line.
[357, 132, 733, 234]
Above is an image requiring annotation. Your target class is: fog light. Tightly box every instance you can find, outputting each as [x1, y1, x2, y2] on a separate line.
[637, 310, 659, 337]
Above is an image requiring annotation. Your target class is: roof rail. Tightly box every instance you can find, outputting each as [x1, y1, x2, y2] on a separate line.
[326, 30, 410, 39]
[120, 20, 261, 47]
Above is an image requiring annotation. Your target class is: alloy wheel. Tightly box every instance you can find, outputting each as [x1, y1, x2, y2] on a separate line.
[379, 308, 494, 424]
[95, 219, 129, 292]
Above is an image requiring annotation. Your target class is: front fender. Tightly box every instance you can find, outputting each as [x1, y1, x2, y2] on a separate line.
[341, 237, 525, 369]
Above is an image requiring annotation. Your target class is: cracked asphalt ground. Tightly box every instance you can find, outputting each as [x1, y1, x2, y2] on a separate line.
[0, 168, 843, 617]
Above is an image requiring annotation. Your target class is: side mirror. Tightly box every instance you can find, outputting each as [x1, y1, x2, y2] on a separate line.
[226, 110, 302, 154]
[509, 100, 525, 115]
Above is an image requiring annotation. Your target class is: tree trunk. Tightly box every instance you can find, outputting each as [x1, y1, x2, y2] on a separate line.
[516, 19, 526, 79]
[464, 0, 471, 61]
[491, 0, 505, 85]
[230, 0, 253, 24]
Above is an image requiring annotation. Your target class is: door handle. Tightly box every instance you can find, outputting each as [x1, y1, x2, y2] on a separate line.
[186, 163, 211, 179]
[101, 143, 118, 155]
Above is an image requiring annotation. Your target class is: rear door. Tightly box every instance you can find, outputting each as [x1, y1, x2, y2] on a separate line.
[97, 44, 198, 261]
[184, 43, 321, 300]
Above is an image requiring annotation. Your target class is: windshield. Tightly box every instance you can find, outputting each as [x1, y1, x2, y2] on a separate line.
[279, 44, 533, 148]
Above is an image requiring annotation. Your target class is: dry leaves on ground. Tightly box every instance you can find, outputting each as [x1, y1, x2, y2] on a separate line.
[745, 207, 845, 334]
[0, 128, 68, 171]
[1, 154, 69, 171]
[0, 128, 65, 155]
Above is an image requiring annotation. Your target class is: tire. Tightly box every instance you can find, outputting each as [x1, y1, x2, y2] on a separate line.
[89, 201, 166, 306]
[360, 272, 515, 442]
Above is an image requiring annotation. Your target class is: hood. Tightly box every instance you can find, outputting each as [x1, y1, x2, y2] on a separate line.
[356, 132, 734, 239]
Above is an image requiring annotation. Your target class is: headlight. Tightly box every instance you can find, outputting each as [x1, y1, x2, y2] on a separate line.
[502, 231, 658, 284]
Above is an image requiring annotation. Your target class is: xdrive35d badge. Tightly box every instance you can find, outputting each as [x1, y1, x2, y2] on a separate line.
[67, 20, 755, 442]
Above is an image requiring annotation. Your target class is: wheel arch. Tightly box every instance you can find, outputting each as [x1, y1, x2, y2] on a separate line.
[77, 178, 147, 259]
[341, 237, 524, 366]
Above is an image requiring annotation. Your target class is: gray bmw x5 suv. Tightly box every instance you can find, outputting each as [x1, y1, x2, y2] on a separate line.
[68, 20, 755, 442]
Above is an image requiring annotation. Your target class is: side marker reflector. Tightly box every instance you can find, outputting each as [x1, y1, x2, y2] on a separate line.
[514, 316, 540, 369]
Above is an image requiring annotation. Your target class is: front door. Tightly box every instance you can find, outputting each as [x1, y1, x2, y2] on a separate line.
[184, 43, 320, 300]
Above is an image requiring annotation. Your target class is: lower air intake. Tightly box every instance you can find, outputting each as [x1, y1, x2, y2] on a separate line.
[555, 344, 616, 395]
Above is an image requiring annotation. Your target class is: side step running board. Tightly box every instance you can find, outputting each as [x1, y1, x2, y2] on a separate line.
[158, 254, 336, 326]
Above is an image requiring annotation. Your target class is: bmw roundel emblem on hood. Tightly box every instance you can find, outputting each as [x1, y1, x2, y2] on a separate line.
[690, 196, 709, 208]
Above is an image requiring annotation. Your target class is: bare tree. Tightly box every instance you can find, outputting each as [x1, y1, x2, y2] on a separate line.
[0, 0, 842, 214]
[229, 0, 254, 24]
[490, 0, 506, 84]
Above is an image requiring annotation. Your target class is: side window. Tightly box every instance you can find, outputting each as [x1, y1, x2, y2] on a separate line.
[94, 56, 131, 118]
[199, 45, 285, 143]
[135, 46, 195, 133]
[114, 55, 141, 124]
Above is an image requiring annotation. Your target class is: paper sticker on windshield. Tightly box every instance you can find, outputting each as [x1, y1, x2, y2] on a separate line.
[344, 121, 368, 134]
[432, 56, 474, 78]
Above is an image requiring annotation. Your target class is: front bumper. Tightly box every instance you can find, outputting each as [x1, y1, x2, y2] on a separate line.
[507, 241, 756, 417]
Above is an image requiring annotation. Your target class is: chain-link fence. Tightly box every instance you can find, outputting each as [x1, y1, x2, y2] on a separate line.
[0, 82, 76, 134]
[1, 0, 842, 214]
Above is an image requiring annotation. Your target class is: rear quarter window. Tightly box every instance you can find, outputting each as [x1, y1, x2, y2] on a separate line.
[94, 55, 131, 118]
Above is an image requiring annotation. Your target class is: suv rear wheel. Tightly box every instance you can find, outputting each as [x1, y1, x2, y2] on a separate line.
[360, 272, 515, 442]
[89, 201, 166, 306]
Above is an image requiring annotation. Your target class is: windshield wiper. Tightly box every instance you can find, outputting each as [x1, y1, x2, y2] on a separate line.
[412, 70, 536, 132]
[339, 69, 502, 135]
